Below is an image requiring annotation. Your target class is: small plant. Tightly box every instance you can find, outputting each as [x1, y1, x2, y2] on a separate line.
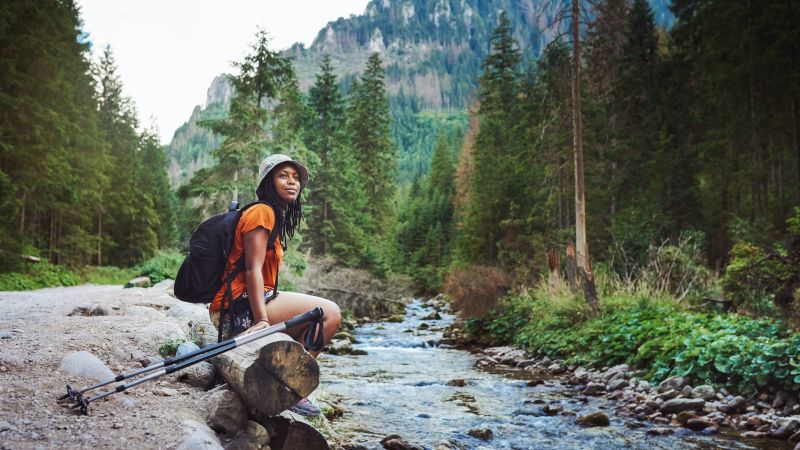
[134, 249, 184, 283]
[158, 338, 188, 358]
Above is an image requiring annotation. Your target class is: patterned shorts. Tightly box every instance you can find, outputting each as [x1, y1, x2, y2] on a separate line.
[211, 290, 274, 341]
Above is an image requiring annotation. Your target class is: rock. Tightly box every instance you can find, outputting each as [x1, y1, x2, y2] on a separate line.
[351, 349, 369, 356]
[681, 385, 694, 397]
[380, 434, 424, 450]
[547, 363, 565, 374]
[646, 427, 674, 436]
[177, 361, 216, 390]
[675, 411, 697, 426]
[90, 304, 112, 316]
[139, 320, 187, 352]
[0, 421, 13, 432]
[127, 276, 152, 288]
[692, 385, 716, 401]
[123, 305, 163, 317]
[327, 339, 353, 355]
[418, 323, 430, 330]
[385, 315, 404, 323]
[602, 364, 630, 382]
[333, 331, 356, 343]
[703, 426, 719, 435]
[741, 431, 768, 438]
[423, 311, 442, 320]
[242, 421, 269, 446]
[176, 419, 223, 450]
[582, 382, 605, 396]
[447, 379, 466, 387]
[607, 379, 629, 391]
[660, 398, 706, 414]
[790, 430, 800, 443]
[176, 341, 201, 358]
[517, 359, 536, 369]
[686, 417, 717, 431]
[467, 428, 493, 440]
[636, 380, 651, 392]
[775, 391, 791, 409]
[721, 396, 747, 414]
[58, 351, 114, 382]
[770, 419, 800, 440]
[433, 440, 464, 450]
[576, 411, 610, 427]
[656, 389, 680, 401]
[0, 331, 13, 339]
[658, 376, 686, 393]
[155, 387, 178, 396]
[526, 379, 544, 387]
[204, 388, 247, 435]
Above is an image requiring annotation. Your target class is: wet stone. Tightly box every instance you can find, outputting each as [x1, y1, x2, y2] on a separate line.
[467, 428, 493, 440]
[576, 411, 610, 427]
[646, 427, 674, 436]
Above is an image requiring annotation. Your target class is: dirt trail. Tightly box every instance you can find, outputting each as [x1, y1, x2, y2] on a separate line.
[0, 283, 214, 449]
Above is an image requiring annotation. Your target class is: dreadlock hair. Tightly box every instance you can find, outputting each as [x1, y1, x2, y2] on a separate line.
[255, 168, 303, 249]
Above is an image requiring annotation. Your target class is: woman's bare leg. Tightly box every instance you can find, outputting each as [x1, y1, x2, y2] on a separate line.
[265, 291, 341, 358]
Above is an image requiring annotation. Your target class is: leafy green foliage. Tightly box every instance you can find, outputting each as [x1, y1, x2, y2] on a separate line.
[0, 262, 79, 291]
[476, 290, 800, 395]
[134, 249, 184, 284]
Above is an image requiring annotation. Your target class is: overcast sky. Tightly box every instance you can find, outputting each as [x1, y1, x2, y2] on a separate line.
[77, 1, 371, 144]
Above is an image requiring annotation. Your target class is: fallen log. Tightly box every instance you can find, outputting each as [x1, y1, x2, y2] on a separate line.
[268, 411, 331, 450]
[212, 332, 319, 416]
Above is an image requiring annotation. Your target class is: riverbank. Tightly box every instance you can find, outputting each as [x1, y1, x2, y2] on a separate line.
[444, 293, 800, 448]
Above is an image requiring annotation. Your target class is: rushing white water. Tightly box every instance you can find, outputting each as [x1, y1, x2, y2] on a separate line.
[318, 300, 790, 450]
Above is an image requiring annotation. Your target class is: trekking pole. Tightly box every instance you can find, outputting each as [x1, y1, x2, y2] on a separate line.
[58, 307, 324, 415]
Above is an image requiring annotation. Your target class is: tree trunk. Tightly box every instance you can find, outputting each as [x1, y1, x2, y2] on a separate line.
[212, 332, 319, 417]
[571, 0, 598, 315]
[793, 95, 800, 206]
[565, 243, 578, 293]
[572, 0, 588, 272]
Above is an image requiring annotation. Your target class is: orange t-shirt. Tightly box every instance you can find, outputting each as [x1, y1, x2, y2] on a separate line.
[210, 204, 282, 313]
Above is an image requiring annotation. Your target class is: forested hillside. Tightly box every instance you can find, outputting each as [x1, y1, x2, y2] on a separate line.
[167, 0, 675, 187]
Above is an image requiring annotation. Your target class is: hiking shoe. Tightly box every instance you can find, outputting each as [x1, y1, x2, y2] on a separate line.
[289, 397, 321, 417]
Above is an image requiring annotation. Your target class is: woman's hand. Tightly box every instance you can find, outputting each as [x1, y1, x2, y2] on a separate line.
[242, 319, 270, 335]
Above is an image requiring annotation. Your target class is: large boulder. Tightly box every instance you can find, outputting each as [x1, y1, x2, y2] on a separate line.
[58, 351, 114, 382]
[576, 411, 610, 427]
[204, 388, 248, 435]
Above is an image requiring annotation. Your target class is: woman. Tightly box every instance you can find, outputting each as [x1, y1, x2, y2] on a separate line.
[209, 153, 341, 417]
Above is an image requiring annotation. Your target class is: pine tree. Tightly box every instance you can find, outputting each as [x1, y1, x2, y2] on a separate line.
[348, 53, 395, 235]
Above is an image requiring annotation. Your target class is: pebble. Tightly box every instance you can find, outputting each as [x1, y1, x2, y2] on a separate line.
[155, 387, 178, 396]
[646, 427, 674, 436]
[467, 428, 493, 440]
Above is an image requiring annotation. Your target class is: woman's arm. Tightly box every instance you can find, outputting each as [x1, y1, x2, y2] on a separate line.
[243, 227, 269, 324]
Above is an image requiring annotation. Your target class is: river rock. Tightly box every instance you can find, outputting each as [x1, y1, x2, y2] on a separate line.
[721, 396, 747, 413]
[775, 391, 792, 409]
[656, 389, 680, 401]
[447, 379, 466, 387]
[327, 339, 353, 355]
[204, 388, 247, 435]
[423, 311, 441, 320]
[675, 411, 697, 426]
[467, 428, 493, 440]
[686, 417, 718, 431]
[607, 379, 629, 391]
[658, 376, 686, 393]
[646, 427, 674, 436]
[58, 351, 114, 382]
[380, 434, 424, 450]
[770, 419, 800, 440]
[155, 387, 179, 396]
[681, 385, 694, 397]
[333, 331, 356, 343]
[582, 382, 605, 396]
[602, 364, 629, 382]
[547, 363, 565, 374]
[176, 341, 201, 357]
[177, 361, 216, 390]
[576, 411, 610, 427]
[176, 419, 223, 450]
[636, 380, 651, 393]
[433, 440, 464, 450]
[692, 385, 716, 401]
[124, 305, 163, 317]
[660, 398, 706, 414]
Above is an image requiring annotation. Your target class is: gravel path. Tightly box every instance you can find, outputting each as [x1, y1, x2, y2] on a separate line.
[0, 283, 215, 449]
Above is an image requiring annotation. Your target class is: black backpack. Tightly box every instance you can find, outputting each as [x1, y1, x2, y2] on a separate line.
[174, 200, 280, 305]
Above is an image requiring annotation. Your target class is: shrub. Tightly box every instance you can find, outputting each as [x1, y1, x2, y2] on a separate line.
[0, 261, 79, 291]
[445, 265, 510, 318]
[77, 266, 135, 285]
[135, 249, 184, 283]
[723, 241, 790, 316]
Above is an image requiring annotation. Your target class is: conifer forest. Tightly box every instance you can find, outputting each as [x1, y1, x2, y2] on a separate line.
[3, 0, 800, 414]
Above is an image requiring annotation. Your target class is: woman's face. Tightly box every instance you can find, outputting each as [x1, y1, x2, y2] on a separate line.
[272, 163, 301, 204]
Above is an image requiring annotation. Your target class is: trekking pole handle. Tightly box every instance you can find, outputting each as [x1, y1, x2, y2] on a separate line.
[284, 307, 324, 329]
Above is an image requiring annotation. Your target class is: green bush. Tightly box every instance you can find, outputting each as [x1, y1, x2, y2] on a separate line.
[0, 261, 79, 291]
[134, 249, 184, 284]
[723, 241, 790, 316]
[77, 266, 135, 285]
[476, 294, 800, 395]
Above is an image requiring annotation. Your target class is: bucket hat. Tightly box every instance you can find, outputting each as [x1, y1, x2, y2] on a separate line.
[257, 154, 309, 195]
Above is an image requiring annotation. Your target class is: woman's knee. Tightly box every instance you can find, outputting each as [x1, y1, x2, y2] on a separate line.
[324, 301, 341, 329]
